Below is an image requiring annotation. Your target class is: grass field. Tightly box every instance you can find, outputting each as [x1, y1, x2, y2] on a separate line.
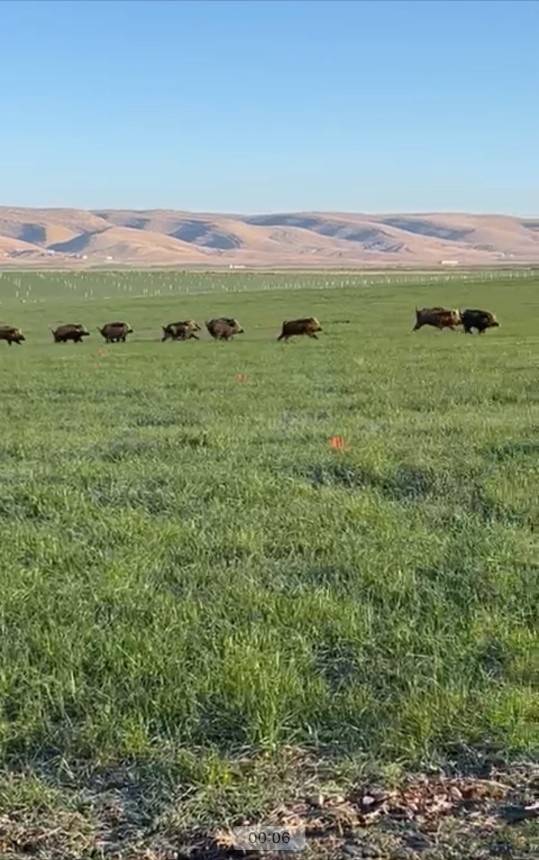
[0, 271, 537, 858]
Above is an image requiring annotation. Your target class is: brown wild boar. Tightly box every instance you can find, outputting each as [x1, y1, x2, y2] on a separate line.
[161, 320, 201, 341]
[413, 307, 461, 331]
[460, 308, 500, 334]
[277, 317, 323, 342]
[98, 322, 134, 343]
[0, 325, 25, 346]
[205, 318, 244, 341]
[52, 324, 90, 343]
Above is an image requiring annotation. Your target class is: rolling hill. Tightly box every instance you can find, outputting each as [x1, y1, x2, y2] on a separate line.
[0, 206, 538, 268]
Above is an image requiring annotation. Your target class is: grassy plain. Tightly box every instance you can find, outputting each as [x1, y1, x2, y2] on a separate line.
[0, 271, 537, 857]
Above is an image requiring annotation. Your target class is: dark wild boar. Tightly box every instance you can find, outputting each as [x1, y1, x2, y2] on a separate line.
[460, 308, 500, 334]
[161, 319, 201, 341]
[52, 324, 90, 343]
[277, 317, 322, 342]
[0, 325, 25, 346]
[413, 307, 461, 332]
[98, 322, 134, 343]
[205, 317, 244, 341]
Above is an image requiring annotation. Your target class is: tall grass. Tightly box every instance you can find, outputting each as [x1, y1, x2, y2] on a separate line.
[0, 273, 537, 790]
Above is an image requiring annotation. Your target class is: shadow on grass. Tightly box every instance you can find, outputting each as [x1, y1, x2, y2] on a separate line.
[487, 441, 539, 462]
[299, 462, 532, 527]
[93, 430, 211, 462]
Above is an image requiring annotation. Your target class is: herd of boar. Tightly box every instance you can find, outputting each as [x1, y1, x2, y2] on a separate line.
[413, 307, 500, 333]
[0, 307, 499, 347]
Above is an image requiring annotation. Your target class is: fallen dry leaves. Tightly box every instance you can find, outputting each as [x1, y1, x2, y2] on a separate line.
[212, 771, 538, 858]
[1, 764, 537, 859]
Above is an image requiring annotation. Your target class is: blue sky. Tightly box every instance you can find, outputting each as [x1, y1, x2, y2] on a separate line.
[0, 0, 537, 214]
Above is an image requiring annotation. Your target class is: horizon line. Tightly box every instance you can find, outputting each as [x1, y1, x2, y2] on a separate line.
[0, 204, 537, 219]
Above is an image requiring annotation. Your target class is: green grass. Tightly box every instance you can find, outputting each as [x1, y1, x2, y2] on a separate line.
[0, 271, 537, 856]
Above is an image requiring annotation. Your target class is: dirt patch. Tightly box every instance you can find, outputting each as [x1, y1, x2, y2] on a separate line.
[1, 756, 536, 859]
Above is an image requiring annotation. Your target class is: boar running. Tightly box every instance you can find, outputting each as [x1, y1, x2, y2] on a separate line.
[460, 308, 500, 334]
[98, 322, 134, 343]
[413, 307, 461, 332]
[277, 317, 322, 342]
[0, 325, 25, 346]
[205, 318, 244, 341]
[52, 324, 90, 343]
[161, 320, 201, 342]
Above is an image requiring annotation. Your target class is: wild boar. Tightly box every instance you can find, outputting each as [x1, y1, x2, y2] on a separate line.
[413, 307, 461, 331]
[52, 323, 90, 343]
[161, 319, 201, 341]
[0, 325, 25, 346]
[98, 322, 134, 343]
[460, 308, 500, 334]
[205, 317, 244, 341]
[277, 317, 323, 342]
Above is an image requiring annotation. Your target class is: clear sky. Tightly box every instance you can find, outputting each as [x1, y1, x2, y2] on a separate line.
[0, 0, 537, 215]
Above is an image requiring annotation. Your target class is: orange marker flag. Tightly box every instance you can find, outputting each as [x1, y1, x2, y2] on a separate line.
[330, 436, 346, 450]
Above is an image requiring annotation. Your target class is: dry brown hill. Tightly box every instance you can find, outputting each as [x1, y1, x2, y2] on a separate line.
[0, 206, 537, 268]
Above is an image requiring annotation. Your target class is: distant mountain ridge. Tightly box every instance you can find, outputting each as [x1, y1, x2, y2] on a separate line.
[0, 207, 538, 267]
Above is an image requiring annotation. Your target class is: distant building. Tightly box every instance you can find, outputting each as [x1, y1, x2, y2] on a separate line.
[440, 260, 459, 266]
